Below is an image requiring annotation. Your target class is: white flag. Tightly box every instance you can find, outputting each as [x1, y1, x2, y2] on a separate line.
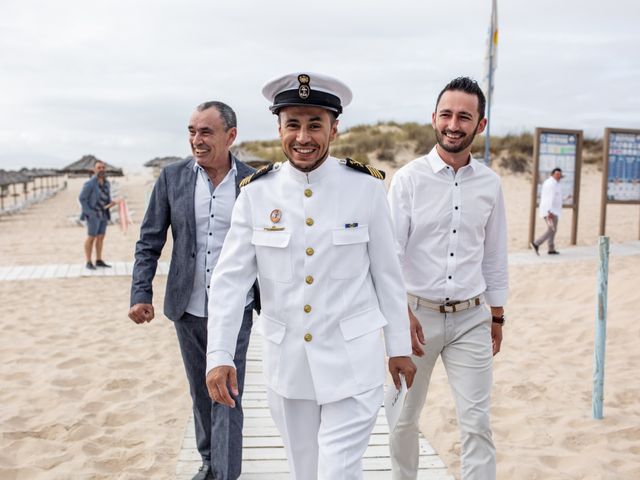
[483, 0, 498, 96]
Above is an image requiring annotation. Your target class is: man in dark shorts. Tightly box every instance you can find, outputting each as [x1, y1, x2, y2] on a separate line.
[79, 160, 115, 270]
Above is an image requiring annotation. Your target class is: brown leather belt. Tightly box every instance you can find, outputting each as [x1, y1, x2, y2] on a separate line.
[407, 293, 483, 313]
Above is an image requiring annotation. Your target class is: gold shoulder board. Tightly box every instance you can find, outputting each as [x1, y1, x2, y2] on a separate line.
[239, 163, 275, 187]
[344, 158, 385, 180]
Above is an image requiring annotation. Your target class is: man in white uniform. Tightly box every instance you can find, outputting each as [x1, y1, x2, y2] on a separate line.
[531, 167, 563, 255]
[205, 72, 416, 479]
[388, 77, 508, 480]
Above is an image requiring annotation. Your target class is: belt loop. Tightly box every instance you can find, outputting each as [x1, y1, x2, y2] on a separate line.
[408, 293, 419, 311]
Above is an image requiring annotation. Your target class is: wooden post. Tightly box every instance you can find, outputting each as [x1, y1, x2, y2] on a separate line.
[592, 236, 610, 419]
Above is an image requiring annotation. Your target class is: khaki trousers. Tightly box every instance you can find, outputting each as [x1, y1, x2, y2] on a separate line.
[268, 386, 383, 480]
[390, 304, 495, 480]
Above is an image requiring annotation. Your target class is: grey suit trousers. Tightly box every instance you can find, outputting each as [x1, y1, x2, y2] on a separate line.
[175, 304, 253, 480]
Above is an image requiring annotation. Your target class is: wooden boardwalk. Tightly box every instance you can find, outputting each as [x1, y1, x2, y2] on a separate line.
[1, 240, 639, 283]
[175, 331, 453, 480]
[0, 261, 169, 281]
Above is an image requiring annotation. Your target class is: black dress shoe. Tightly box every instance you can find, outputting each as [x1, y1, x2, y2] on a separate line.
[548, 250, 560, 255]
[192, 464, 213, 480]
[86, 261, 96, 270]
[95, 259, 112, 268]
[530, 241, 539, 256]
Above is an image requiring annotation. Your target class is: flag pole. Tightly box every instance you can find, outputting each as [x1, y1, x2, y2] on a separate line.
[484, 0, 495, 167]
[484, 49, 493, 166]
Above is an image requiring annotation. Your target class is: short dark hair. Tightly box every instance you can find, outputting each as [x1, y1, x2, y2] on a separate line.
[276, 108, 338, 125]
[435, 77, 486, 119]
[551, 167, 563, 174]
[196, 101, 237, 131]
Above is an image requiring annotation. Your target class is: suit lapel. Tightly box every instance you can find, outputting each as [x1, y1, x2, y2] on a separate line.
[234, 154, 254, 198]
[182, 159, 197, 241]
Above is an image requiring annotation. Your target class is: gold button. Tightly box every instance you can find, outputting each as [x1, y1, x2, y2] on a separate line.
[306, 247, 314, 256]
[304, 304, 312, 313]
[305, 275, 314, 285]
[304, 189, 313, 197]
[304, 333, 313, 342]
[306, 217, 314, 226]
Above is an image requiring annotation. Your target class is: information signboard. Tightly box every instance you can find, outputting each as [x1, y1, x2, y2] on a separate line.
[605, 130, 640, 203]
[599, 127, 640, 236]
[529, 128, 583, 246]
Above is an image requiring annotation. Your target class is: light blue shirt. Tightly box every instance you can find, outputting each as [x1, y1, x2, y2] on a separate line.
[185, 159, 253, 317]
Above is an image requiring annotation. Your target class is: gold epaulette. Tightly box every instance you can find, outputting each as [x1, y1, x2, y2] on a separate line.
[239, 163, 277, 187]
[343, 158, 385, 180]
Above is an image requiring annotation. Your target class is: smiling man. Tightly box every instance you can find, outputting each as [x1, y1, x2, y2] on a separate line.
[129, 101, 259, 480]
[388, 77, 509, 480]
[205, 72, 416, 479]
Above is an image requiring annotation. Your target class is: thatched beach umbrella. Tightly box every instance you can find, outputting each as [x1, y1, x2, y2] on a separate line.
[230, 147, 270, 169]
[61, 154, 123, 177]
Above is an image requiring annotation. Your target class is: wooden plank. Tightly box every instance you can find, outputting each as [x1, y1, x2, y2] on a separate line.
[29, 264, 47, 279]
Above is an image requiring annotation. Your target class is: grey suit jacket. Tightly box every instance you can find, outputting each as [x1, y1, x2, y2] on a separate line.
[130, 154, 259, 321]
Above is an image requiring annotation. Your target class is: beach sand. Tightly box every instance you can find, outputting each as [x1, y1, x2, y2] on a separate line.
[1, 165, 639, 478]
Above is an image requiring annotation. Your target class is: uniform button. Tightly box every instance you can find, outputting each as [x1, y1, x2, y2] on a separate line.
[450, 253, 454, 256]
[453, 229, 457, 233]
[448, 276, 452, 279]
[207, 269, 210, 272]
[209, 232, 212, 236]
[207, 251, 210, 254]
[455, 182, 458, 186]
[305, 275, 314, 285]
[455, 206, 459, 210]
[304, 333, 313, 342]
[306, 247, 314, 256]
[304, 305, 312, 313]
[306, 217, 314, 226]
[304, 189, 313, 197]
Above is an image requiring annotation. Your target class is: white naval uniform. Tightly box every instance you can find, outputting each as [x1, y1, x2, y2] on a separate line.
[387, 147, 508, 480]
[206, 157, 411, 479]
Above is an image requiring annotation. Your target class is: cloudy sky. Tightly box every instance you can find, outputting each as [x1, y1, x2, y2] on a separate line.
[1, 0, 638, 171]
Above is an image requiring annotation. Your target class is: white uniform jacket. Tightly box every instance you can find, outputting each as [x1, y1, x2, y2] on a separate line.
[207, 157, 411, 404]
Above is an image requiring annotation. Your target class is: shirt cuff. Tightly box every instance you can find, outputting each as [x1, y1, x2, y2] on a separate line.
[485, 288, 509, 308]
[206, 350, 235, 375]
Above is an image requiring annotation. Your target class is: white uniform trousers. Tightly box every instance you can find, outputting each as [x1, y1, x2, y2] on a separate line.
[267, 386, 383, 480]
[390, 305, 495, 480]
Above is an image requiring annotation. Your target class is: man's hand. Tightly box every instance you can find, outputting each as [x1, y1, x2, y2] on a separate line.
[206, 366, 238, 407]
[408, 306, 425, 357]
[491, 323, 503, 356]
[388, 356, 417, 389]
[128, 303, 155, 324]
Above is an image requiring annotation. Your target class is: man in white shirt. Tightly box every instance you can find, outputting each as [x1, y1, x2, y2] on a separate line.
[531, 167, 563, 255]
[205, 72, 416, 480]
[388, 77, 508, 480]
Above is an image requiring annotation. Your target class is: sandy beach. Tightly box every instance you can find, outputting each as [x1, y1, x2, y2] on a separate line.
[1, 165, 639, 479]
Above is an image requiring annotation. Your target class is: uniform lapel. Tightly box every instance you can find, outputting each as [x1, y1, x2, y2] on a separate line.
[183, 158, 197, 242]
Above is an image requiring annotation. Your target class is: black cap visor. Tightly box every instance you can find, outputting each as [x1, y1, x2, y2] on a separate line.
[270, 89, 342, 115]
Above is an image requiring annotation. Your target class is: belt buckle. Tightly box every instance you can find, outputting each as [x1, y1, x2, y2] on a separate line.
[440, 304, 456, 313]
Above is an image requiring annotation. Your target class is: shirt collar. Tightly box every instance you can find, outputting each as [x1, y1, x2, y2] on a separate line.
[426, 146, 479, 174]
[192, 153, 237, 175]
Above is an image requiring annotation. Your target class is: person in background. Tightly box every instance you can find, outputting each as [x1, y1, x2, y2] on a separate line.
[79, 159, 115, 270]
[531, 167, 563, 255]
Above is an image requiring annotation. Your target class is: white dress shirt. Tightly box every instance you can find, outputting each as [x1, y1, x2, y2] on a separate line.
[388, 147, 508, 308]
[538, 176, 563, 218]
[207, 158, 411, 404]
[185, 159, 253, 317]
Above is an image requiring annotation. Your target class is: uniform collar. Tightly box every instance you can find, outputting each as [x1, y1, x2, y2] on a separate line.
[284, 155, 337, 184]
[426, 146, 479, 174]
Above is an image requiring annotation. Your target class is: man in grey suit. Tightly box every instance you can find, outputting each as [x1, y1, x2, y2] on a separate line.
[129, 101, 259, 480]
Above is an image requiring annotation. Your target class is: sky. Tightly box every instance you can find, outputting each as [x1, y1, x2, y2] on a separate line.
[1, 0, 638, 172]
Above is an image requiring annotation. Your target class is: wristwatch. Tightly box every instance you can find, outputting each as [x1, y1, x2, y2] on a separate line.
[491, 314, 505, 325]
